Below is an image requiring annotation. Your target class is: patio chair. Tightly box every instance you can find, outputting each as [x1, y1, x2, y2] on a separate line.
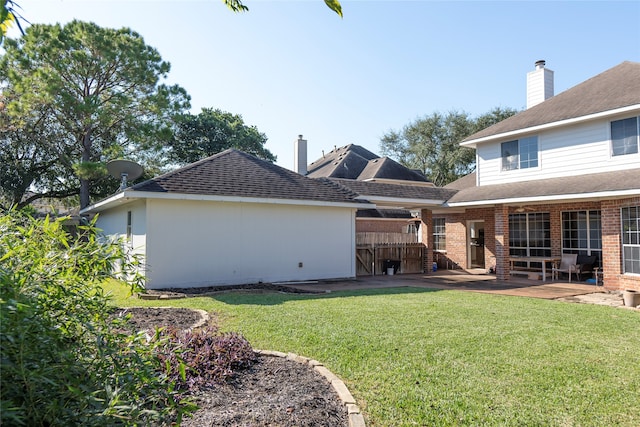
[552, 253, 578, 282]
[575, 254, 597, 281]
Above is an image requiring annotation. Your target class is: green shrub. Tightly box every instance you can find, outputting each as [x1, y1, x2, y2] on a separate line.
[0, 212, 195, 426]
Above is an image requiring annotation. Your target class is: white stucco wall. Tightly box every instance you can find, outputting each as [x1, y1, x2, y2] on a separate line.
[139, 198, 356, 289]
[476, 114, 640, 186]
[94, 199, 148, 277]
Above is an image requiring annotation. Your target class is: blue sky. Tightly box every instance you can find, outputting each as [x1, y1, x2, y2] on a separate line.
[11, 0, 640, 170]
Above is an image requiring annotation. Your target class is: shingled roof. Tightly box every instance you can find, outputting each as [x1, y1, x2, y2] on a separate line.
[307, 144, 378, 178]
[446, 168, 640, 206]
[306, 144, 430, 183]
[129, 149, 365, 204]
[357, 157, 429, 182]
[462, 61, 640, 146]
[326, 178, 456, 202]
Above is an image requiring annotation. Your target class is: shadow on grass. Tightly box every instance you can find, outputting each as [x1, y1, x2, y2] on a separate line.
[201, 286, 443, 306]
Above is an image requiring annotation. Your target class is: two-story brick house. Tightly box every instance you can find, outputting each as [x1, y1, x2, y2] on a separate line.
[425, 61, 639, 291]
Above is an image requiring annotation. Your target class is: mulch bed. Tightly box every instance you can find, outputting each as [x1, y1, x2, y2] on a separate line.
[113, 306, 349, 427]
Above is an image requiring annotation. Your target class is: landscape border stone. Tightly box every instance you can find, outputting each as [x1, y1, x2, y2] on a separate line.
[255, 349, 366, 427]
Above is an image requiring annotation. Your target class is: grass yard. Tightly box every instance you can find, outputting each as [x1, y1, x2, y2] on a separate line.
[105, 282, 640, 426]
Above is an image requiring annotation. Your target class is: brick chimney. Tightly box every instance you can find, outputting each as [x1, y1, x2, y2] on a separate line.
[294, 135, 307, 175]
[526, 60, 554, 109]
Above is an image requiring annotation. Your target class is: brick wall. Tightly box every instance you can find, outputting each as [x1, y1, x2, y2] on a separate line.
[356, 218, 411, 233]
[601, 197, 640, 291]
[494, 205, 510, 281]
[420, 209, 433, 273]
[435, 199, 640, 290]
[435, 207, 497, 272]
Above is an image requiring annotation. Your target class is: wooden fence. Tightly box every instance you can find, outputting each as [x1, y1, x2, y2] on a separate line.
[356, 243, 424, 276]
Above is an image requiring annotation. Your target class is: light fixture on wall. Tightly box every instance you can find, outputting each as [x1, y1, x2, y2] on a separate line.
[515, 206, 536, 213]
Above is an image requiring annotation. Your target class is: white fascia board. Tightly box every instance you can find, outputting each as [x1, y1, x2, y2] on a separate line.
[446, 189, 640, 208]
[460, 104, 640, 148]
[357, 195, 445, 208]
[79, 191, 128, 214]
[80, 190, 374, 213]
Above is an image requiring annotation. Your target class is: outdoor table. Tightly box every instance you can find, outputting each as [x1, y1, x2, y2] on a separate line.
[509, 256, 561, 281]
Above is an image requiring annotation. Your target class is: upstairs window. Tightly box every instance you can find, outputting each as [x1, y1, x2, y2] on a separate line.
[501, 136, 538, 171]
[611, 117, 639, 156]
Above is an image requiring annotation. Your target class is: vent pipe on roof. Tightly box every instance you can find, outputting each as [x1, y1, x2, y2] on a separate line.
[294, 134, 307, 175]
[526, 59, 554, 109]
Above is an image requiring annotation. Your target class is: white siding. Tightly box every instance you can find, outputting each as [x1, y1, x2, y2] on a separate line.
[143, 199, 356, 289]
[94, 200, 147, 277]
[477, 116, 640, 186]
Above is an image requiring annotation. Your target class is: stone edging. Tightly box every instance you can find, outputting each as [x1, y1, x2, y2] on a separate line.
[254, 349, 366, 427]
[190, 309, 209, 329]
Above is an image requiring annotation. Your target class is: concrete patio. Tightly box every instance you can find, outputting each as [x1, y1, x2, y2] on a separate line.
[281, 269, 628, 307]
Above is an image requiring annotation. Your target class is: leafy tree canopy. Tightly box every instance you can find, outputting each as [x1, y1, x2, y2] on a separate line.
[0, 0, 25, 44]
[0, 20, 190, 209]
[169, 108, 276, 165]
[224, 0, 343, 17]
[380, 107, 518, 186]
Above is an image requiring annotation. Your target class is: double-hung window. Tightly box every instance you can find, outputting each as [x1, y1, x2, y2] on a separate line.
[501, 136, 538, 171]
[611, 117, 639, 156]
[433, 218, 446, 252]
[126, 211, 132, 242]
[622, 206, 640, 274]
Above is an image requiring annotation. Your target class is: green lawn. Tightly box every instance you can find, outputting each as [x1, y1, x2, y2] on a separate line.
[105, 282, 640, 426]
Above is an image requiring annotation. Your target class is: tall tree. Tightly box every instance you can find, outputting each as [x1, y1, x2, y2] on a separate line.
[0, 94, 75, 210]
[380, 108, 518, 186]
[0, 20, 190, 209]
[169, 108, 276, 165]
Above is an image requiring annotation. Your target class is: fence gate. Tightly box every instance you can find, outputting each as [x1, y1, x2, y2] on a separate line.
[356, 243, 424, 276]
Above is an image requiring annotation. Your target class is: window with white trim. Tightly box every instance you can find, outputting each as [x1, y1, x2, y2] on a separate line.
[501, 136, 538, 171]
[621, 206, 640, 274]
[611, 117, 639, 156]
[561, 210, 602, 265]
[509, 212, 550, 258]
[126, 211, 132, 241]
[433, 218, 446, 251]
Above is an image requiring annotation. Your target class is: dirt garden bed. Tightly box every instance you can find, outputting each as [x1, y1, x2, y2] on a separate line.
[113, 306, 349, 427]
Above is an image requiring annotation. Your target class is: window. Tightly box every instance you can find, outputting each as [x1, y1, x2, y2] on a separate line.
[509, 212, 550, 258]
[611, 117, 639, 156]
[126, 211, 132, 241]
[433, 218, 446, 251]
[501, 136, 538, 171]
[621, 206, 640, 274]
[562, 210, 602, 265]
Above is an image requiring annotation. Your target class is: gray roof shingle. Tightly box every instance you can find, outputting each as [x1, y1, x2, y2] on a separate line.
[307, 144, 378, 178]
[446, 169, 640, 205]
[356, 209, 414, 218]
[463, 61, 640, 144]
[326, 178, 457, 201]
[307, 144, 430, 183]
[357, 157, 429, 182]
[131, 149, 366, 204]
